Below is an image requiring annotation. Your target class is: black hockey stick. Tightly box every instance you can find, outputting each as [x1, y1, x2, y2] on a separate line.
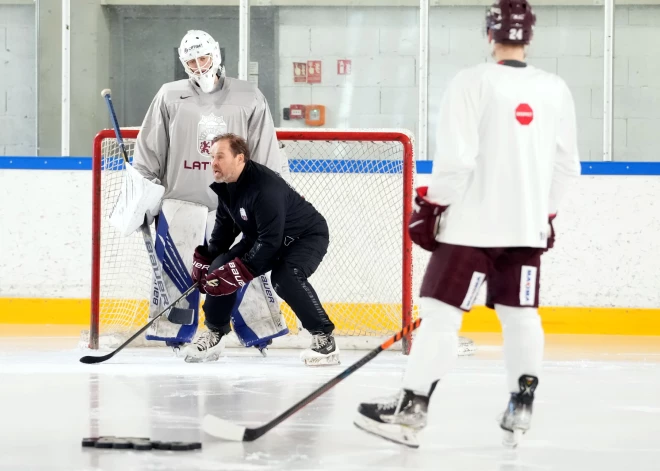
[202, 318, 422, 442]
[80, 282, 198, 364]
[101, 88, 194, 326]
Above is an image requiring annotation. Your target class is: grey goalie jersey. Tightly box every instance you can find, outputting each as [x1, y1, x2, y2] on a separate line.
[132, 77, 288, 210]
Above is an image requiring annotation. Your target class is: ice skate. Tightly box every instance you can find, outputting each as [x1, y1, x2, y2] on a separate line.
[181, 329, 226, 363]
[354, 389, 429, 448]
[300, 332, 340, 366]
[499, 375, 539, 448]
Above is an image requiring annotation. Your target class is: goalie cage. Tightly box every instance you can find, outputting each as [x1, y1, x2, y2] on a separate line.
[84, 128, 476, 356]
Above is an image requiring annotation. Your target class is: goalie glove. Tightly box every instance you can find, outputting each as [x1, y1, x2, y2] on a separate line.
[109, 164, 164, 236]
[408, 186, 447, 252]
[203, 257, 254, 296]
[191, 245, 213, 294]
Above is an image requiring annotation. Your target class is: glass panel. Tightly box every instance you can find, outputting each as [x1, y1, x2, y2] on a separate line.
[613, 6, 660, 161]
[68, 5, 240, 155]
[0, 2, 36, 156]
[428, 5, 603, 161]
[252, 3, 419, 133]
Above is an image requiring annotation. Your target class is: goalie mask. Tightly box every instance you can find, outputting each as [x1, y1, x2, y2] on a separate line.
[179, 30, 222, 93]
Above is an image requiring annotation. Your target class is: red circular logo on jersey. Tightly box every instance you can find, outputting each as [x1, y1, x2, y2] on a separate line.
[515, 103, 534, 125]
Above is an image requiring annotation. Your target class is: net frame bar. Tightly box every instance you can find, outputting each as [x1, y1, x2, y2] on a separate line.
[90, 128, 414, 352]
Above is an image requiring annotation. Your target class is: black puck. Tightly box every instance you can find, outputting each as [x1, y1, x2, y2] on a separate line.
[132, 440, 153, 451]
[82, 437, 98, 447]
[94, 437, 115, 449]
[169, 442, 192, 451]
[151, 441, 172, 450]
[111, 438, 132, 449]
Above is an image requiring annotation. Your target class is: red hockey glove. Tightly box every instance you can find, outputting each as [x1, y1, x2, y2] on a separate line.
[191, 245, 213, 294]
[203, 257, 254, 296]
[546, 214, 557, 251]
[408, 186, 447, 252]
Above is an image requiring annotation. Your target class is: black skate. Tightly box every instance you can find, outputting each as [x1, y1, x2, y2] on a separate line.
[182, 328, 226, 363]
[354, 389, 430, 448]
[499, 375, 539, 448]
[300, 332, 340, 366]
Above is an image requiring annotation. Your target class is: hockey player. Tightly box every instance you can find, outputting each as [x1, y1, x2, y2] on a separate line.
[354, 0, 580, 448]
[189, 133, 339, 366]
[111, 29, 290, 355]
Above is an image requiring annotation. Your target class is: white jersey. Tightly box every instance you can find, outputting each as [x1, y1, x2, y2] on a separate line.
[132, 76, 288, 210]
[428, 62, 581, 248]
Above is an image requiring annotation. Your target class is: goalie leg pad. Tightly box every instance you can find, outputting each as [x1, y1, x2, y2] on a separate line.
[230, 273, 289, 351]
[146, 199, 209, 344]
[201, 250, 289, 351]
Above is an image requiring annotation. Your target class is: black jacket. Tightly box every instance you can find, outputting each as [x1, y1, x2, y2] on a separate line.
[208, 160, 329, 276]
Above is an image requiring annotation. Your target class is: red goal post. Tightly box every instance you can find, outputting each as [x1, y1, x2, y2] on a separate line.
[89, 128, 416, 352]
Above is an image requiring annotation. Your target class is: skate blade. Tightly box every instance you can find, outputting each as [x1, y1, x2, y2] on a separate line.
[502, 429, 524, 448]
[302, 354, 340, 366]
[353, 413, 420, 449]
[184, 352, 221, 363]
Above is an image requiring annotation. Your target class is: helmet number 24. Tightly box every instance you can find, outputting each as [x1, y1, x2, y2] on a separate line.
[509, 28, 523, 40]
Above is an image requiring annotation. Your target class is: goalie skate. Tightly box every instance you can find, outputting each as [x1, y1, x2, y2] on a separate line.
[300, 332, 340, 366]
[353, 389, 429, 449]
[181, 329, 226, 363]
[499, 375, 539, 448]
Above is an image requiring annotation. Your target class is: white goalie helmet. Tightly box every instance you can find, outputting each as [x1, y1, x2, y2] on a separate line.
[178, 30, 222, 93]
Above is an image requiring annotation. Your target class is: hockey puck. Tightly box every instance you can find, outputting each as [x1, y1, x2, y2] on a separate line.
[81, 437, 99, 447]
[151, 441, 172, 450]
[169, 442, 193, 451]
[132, 440, 153, 451]
[111, 438, 132, 449]
[94, 437, 115, 449]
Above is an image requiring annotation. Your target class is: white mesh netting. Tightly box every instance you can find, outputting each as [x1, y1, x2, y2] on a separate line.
[87, 128, 474, 355]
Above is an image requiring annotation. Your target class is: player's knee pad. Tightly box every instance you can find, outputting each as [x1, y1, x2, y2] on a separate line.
[495, 305, 542, 331]
[418, 297, 464, 334]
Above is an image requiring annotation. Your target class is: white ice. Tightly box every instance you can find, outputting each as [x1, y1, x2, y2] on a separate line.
[1, 335, 660, 471]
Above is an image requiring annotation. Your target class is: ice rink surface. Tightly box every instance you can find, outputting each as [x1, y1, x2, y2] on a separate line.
[1, 333, 659, 471]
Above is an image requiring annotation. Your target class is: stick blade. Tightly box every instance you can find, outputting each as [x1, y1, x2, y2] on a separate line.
[79, 353, 112, 364]
[167, 307, 195, 325]
[202, 414, 246, 442]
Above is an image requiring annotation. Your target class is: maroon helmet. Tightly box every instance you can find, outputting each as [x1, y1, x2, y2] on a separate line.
[485, 0, 536, 45]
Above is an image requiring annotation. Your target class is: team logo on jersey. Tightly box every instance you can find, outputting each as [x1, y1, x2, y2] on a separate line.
[197, 113, 228, 156]
[515, 103, 534, 125]
[240, 208, 248, 221]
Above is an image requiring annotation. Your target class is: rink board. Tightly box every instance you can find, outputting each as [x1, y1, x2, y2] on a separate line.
[2, 297, 660, 336]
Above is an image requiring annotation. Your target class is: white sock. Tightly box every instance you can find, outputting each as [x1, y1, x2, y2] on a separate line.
[402, 297, 464, 396]
[495, 304, 544, 393]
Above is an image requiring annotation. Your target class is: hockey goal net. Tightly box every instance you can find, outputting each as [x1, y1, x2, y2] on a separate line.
[88, 128, 474, 354]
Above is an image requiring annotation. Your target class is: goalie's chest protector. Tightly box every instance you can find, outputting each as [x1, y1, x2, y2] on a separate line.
[162, 79, 260, 210]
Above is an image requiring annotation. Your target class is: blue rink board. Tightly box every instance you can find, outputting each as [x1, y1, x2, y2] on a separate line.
[1, 157, 660, 175]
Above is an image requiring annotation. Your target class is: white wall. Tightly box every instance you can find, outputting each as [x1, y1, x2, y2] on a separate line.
[0, 4, 36, 156]
[277, 5, 660, 162]
[1, 169, 659, 310]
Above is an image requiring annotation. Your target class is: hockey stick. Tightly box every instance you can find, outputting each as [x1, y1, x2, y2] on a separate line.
[202, 318, 422, 442]
[80, 283, 199, 364]
[101, 88, 193, 326]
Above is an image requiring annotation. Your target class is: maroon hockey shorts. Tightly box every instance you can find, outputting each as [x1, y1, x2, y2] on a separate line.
[420, 243, 543, 311]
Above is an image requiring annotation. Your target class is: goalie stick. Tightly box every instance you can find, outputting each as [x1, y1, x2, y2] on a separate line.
[201, 318, 422, 442]
[80, 283, 198, 364]
[101, 88, 194, 327]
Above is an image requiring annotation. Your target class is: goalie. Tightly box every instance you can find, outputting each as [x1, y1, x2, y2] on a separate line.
[112, 29, 290, 355]
[188, 133, 338, 366]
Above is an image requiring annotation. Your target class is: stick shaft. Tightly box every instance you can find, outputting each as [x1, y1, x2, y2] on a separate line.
[245, 318, 422, 440]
